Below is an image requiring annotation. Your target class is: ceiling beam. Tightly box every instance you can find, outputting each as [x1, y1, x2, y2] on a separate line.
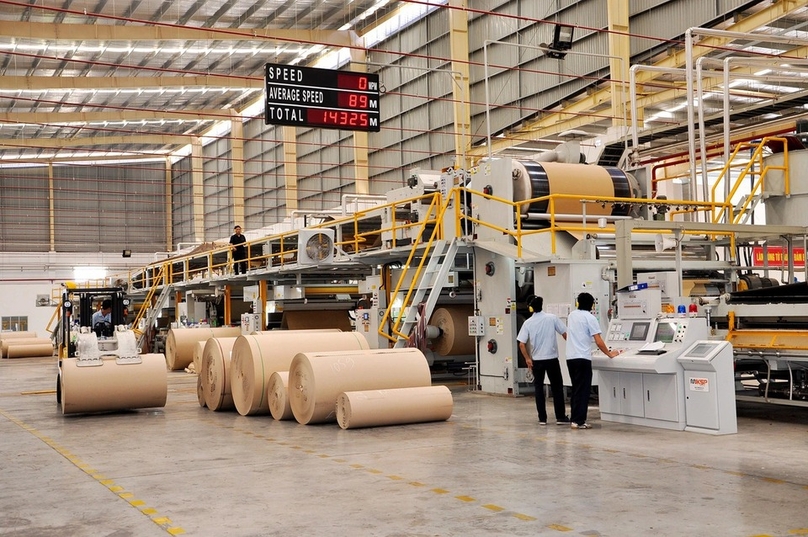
[468, 0, 808, 158]
[0, 134, 189, 148]
[0, 21, 358, 48]
[0, 76, 262, 90]
[0, 109, 233, 124]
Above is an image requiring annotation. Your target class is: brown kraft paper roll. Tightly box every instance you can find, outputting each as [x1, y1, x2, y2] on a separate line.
[337, 386, 454, 430]
[193, 341, 206, 372]
[61, 353, 167, 415]
[267, 371, 294, 421]
[197, 374, 206, 408]
[1, 337, 48, 358]
[541, 161, 615, 216]
[201, 336, 238, 411]
[288, 348, 431, 425]
[429, 306, 475, 356]
[6, 342, 54, 358]
[281, 310, 353, 331]
[165, 326, 242, 371]
[229, 330, 367, 417]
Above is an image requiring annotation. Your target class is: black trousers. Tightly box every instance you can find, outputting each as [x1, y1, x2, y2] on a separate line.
[531, 358, 567, 422]
[566, 358, 593, 426]
[233, 256, 247, 275]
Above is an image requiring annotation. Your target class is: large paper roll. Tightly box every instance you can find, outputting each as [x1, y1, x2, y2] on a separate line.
[61, 353, 167, 415]
[267, 371, 293, 421]
[165, 327, 242, 371]
[288, 348, 431, 425]
[337, 386, 453, 429]
[281, 310, 353, 331]
[230, 330, 367, 416]
[201, 336, 238, 411]
[6, 342, 54, 358]
[193, 341, 206, 372]
[197, 375, 206, 408]
[429, 306, 474, 356]
[0, 331, 37, 339]
[1, 336, 48, 358]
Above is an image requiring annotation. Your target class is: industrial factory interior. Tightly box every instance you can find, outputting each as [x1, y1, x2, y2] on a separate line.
[3, 0, 808, 535]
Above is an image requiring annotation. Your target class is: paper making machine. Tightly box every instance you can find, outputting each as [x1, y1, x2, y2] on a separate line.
[467, 155, 644, 395]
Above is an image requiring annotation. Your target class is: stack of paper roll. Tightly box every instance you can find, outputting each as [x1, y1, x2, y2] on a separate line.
[336, 386, 453, 429]
[3, 337, 54, 358]
[165, 326, 241, 371]
[267, 371, 293, 420]
[229, 330, 368, 416]
[200, 336, 239, 411]
[288, 348, 432, 425]
[61, 353, 167, 415]
[0, 332, 39, 358]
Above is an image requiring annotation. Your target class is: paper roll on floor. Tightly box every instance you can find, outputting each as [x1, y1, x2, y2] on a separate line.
[281, 310, 353, 331]
[60, 353, 167, 415]
[337, 386, 453, 429]
[1, 337, 49, 358]
[267, 371, 293, 421]
[197, 374, 206, 408]
[6, 342, 54, 358]
[288, 348, 431, 425]
[193, 341, 206, 372]
[230, 330, 367, 416]
[165, 327, 242, 371]
[429, 306, 475, 356]
[201, 336, 238, 411]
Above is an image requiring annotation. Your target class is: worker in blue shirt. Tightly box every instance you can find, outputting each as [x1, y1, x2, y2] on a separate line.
[566, 292, 618, 429]
[517, 295, 570, 426]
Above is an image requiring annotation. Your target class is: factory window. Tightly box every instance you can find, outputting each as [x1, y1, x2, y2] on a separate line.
[1, 317, 28, 332]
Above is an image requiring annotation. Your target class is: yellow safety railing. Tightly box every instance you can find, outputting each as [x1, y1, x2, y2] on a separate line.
[377, 192, 444, 343]
[710, 137, 789, 224]
[131, 264, 166, 339]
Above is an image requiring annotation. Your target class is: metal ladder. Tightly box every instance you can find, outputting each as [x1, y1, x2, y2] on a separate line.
[393, 238, 459, 348]
[136, 282, 172, 350]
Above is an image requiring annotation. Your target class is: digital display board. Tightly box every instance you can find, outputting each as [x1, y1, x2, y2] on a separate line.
[264, 64, 380, 132]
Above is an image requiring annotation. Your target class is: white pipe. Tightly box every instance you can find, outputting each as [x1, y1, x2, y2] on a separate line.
[685, 27, 808, 203]
[629, 64, 685, 166]
[340, 194, 387, 216]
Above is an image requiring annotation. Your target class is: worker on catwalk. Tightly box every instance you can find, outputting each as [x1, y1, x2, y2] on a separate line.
[230, 225, 248, 275]
[517, 295, 570, 426]
[565, 292, 619, 429]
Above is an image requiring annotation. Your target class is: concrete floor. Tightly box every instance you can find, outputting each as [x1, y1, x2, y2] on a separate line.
[1, 356, 808, 537]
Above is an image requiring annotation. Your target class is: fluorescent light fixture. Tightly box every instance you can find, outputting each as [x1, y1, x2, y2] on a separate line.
[73, 266, 107, 282]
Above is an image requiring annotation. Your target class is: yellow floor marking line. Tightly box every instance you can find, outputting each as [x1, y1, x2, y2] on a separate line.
[547, 523, 573, 531]
[198, 415, 554, 527]
[0, 408, 185, 536]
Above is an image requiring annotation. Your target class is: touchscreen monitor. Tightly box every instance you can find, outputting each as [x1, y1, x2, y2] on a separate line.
[654, 321, 676, 343]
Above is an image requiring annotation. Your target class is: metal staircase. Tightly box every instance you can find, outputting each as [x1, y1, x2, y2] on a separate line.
[133, 266, 172, 350]
[392, 238, 460, 348]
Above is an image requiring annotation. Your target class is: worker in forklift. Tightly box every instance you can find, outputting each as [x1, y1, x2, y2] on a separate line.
[92, 299, 114, 337]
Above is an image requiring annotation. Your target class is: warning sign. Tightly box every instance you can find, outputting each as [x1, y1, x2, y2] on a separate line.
[751, 246, 805, 268]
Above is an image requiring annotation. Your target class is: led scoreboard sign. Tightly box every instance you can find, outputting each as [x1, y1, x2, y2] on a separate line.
[264, 63, 380, 132]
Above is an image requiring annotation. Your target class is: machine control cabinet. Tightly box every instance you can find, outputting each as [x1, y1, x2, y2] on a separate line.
[593, 316, 709, 431]
[676, 340, 737, 435]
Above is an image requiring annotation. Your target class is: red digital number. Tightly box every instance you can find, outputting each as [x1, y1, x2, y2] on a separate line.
[308, 109, 370, 128]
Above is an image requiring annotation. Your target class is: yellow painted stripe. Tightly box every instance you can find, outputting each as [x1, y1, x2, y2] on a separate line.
[387, 475, 403, 481]
[547, 523, 573, 531]
[763, 477, 785, 484]
[482, 504, 504, 512]
[350, 464, 364, 469]
[408, 481, 426, 487]
[431, 488, 449, 494]
[367, 469, 383, 474]
[455, 495, 475, 502]
[333, 458, 347, 463]
[318, 454, 330, 458]
[513, 513, 537, 521]
[789, 529, 808, 535]
[0, 407, 184, 536]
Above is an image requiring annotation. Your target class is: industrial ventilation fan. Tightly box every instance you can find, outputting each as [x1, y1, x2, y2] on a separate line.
[297, 229, 335, 265]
